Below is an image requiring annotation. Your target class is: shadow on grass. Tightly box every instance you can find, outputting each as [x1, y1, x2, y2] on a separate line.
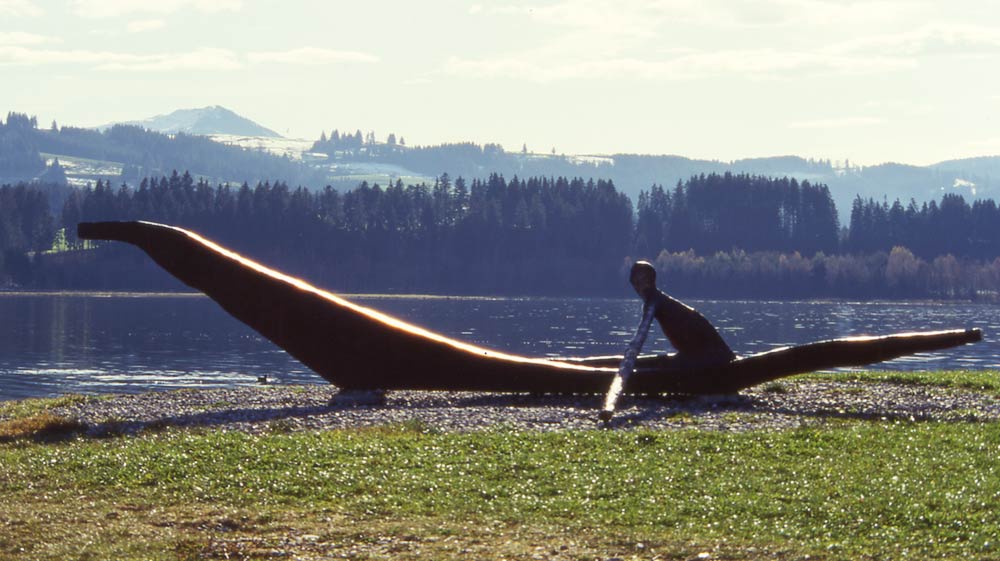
[0, 412, 88, 443]
[23, 382, 999, 439]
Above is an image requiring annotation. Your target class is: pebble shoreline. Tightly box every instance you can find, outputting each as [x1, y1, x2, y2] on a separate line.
[43, 379, 1000, 436]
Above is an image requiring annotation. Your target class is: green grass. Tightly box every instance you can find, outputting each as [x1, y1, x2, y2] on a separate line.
[803, 369, 1000, 394]
[1, 374, 998, 559]
[1, 420, 998, 560]
[0, 394, 93, 421]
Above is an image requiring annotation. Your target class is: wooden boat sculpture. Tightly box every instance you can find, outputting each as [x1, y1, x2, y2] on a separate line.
[77, 221, 982, 396]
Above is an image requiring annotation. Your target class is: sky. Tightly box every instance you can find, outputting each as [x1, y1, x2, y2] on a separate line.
[2, 0, 1000, 166]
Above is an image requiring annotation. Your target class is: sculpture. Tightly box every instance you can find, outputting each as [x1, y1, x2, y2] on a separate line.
[601, 260, 738, 420]
[77, 221, 981, 404]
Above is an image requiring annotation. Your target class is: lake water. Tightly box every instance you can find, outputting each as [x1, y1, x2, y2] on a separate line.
[1, 292, 997, 401]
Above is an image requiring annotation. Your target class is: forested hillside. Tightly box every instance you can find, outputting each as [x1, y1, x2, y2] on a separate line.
[51, 172, 633, 294]
[309, 127, 994, 220]
[0, 112, 324, 188]
[633, 174, 839, 257]
[3, 111, 997, 228]
[3, 171, 999, 299]
[0, 114, 46, 179]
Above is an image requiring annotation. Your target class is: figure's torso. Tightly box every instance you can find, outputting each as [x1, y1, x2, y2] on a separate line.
[647, 290, 734, 360]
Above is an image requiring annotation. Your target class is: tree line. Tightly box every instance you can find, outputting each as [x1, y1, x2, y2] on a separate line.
[846, 193, 1000, 260]
[48, 171, 632, 294]
[0, 113, 46, 178]
[0, 183, 52, 284]
[3, 171, 1000, 298]
[634, 173, 840, 257]
[650, 247, 993, 299]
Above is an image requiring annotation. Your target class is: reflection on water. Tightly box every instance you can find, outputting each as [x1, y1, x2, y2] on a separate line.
[1, 292, 997, 400]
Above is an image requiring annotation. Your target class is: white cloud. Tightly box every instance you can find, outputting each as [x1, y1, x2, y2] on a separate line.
[0, 45, 242, 71]
[469, 0, 704, 47]
[861, 99, 933, 116]
[515, 0, 666, 37]
[787, 117, 886, 129]
[247, 47, 378, 66]
[671, 49, 910, 77]
[126, 19, 166, 33]
[71, 0, 241, 18]
[472, 0, 922, 34]
[742, 0, 927, 28]
[960, 136, 1000, 157]
[401, 77, 433, 86]
[831, 24, 1000, 57]
[0, 31, 55, 45]
[0, 45, 138, 65]
[97, 48, 241, 71]
[455, 0, 931, 83]
[0, 0, 42, 17]
[445, 48, 912, 82]
[0, 44, 374, 71]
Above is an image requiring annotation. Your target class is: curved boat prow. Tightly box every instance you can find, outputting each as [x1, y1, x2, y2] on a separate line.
[78, 220, 617, 393]
[78, 220, 984, 396]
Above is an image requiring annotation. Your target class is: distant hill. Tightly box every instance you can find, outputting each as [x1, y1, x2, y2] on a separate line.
[0, 110, 323, 190]
[307, 133, 996, 222]
[931, 155, 1000, 179]
[102, 106, 281, 138]
[5, 108, 1000, 225]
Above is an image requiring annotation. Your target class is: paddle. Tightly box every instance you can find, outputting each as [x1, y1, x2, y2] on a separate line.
[599, 299, 657, 422]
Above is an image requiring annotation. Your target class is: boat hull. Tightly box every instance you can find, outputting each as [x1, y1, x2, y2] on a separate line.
[77, 221, 983, 395]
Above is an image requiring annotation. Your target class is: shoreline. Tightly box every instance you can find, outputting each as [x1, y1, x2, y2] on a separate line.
[23, 378, 1000, 436]
[0, 288, 985, 305]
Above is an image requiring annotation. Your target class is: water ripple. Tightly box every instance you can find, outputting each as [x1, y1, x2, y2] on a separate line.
[1, 294, 996, 400]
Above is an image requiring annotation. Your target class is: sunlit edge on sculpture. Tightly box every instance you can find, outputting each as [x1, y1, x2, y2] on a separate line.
[77, 221, 982, 396]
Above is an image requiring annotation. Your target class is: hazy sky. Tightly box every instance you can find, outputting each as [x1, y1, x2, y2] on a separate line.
[3, 0, 1000, 165]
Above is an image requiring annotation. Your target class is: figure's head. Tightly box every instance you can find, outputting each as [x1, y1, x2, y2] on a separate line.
[629, 260, 657, 296]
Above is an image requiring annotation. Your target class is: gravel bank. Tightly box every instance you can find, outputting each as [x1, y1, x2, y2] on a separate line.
[46, 379, 1000, 436]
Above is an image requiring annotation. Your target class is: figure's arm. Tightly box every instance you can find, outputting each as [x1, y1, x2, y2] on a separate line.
[599, 301, 657, 422]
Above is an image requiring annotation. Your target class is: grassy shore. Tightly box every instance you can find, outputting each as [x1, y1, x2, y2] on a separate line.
[1, 371, 998, 560]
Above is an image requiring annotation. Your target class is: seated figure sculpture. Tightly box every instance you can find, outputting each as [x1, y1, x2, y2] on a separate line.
[629, 260, 735, 366]
[600, 261, 736, 420]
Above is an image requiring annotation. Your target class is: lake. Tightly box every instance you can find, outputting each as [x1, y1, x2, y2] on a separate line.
[1, 292, 997, 401]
